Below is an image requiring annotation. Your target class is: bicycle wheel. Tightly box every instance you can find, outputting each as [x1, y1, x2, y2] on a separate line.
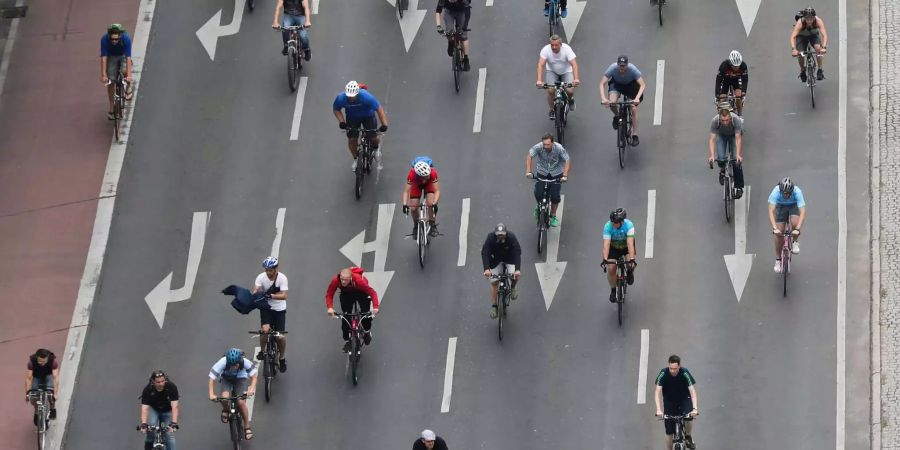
[287, 46, 298, 92]
[229, 414, 242, 449]
[247, 0, 254, 11]
[617, 124, 627, 169]
[36, 408, 46, 450]
[537, 209, 547, 254]
[809, 83, 816, 109]
[418, 222, 427, 268]
[350, 335, 360, 385]
[672, 443, 684, 450]
[548, 4, 558, 37]
[354, 155, 365, 200]
[658, 0, 664, 26]
[497, 291, 505, 341]
[555, 102, 566, 145]
[113, 92, 122, 142]
[724, 177, 733, 223]
[452, 48, 461, 93]
[616, 285, 623, 327]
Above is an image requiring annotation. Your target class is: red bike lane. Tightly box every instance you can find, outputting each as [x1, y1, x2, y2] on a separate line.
[0, 0, 139, 448]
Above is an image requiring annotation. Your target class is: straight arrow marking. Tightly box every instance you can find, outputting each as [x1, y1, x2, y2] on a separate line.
[559, 0, 587, 41]
[395, 0, 427, 52]
[723, 185, 754, 302]
[535, 195, 567, 310]
[271, 208, 286, 258]
[735, 0, 762, 36]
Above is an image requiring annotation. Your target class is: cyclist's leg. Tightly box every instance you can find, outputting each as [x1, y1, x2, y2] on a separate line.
[217, 380, 233, 414]
[409, 185, 423, 223]
[364, 116, 380, 149]
[549, 179, 562, 217]
[608, 88, 621, 117]
[811, 34, 824, 69]
[159, 411, 176, 450]
[730, 136, 744, 189]
[454, 11, 469, 56]
[789, 205, 802, 244]
[733, 81, 745, 115]
[105, 57, 120, 114]
[146, 407, 161, 446]
[424, 189, 437, 222]
[507, 264, 518, 289]
[680, 397, 695, 443]
[545, 71, 561, 110]
[259, 310, 272, 357]
[561, 72, 575, 103]
[338, 292, 355, 343]
[489, 264, 503, 306]
[296, 15, 311, 51]
[625, 81, 642, 137]
[345, 118, 361, 159]
[232, 379, 250, 430]
[774, 207, 788, 255]
[272, 311, 287, 360]
[533, 178, 545, 211]
[795, 37, 808, 71]
[358, 294, 373, 333]
[715, 134, 728, 168]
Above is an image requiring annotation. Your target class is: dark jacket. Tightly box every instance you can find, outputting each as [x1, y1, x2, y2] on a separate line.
[223, 285, 271, 314]
[481, 232, 522, 269]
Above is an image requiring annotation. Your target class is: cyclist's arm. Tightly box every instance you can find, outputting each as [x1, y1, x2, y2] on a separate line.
[481, 237, 492, 270]
[740, 70, 748, 92]
[434, 0, 444, 26]
[767, 203, 777, 228]
[818, 18, 828, 48]
[789, 22, 801, 50]
[376, 106, 388, 127]
[536, 57, 546, 84]
[324, 277, 339, 309]
[602, 239, 610, 261]
[627, 236, 636, 261]
[714, 72, 725, 97]
[570, 57, 580, 83]
[562, 159, 571, 178]
[599, 76, 610, 102]
[170, 400, 180, 423]
[273, 0, 284, 25]
[431, 181, 442, 204]
[100, 56, 107, 80]
[708, 132, 717, 160]
[402, 182, 412, 206]
[634, 77, 646, 102]
[140, 404, 149, 424]
[272, 288, 287, 300]
[303, 0, 312, 24]
[509, 235, 522, 268]
[207, 377, 216, 399]
[654, 385, 663, 413]
[796, 206, 807, 230]
[333, 109, 345, 123]
[24, 369, 32, 394]
[734, 132, 743, 159]
[248, 373, 258, 393]
[688, 385, 699, 411]
[525, 152, 533, 175]
[52, 367, 60, 397]
[125, 57, 133, 80]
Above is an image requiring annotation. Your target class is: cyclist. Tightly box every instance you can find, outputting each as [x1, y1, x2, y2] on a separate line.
[325, 267, 380, 353]
[790, 7, 828, 82]
[654, 354, 699, 450]
[435, 0, 471, 72]
[402, 156, 441, 237]
[542, 0, 568, 18]
[251, 256, 289, 373]
[99, 23, 133, 120]
[526, 133, 570, 227]
[714, 50, 748, 116]
[24, 348, 59, 422]
[707, 102, 745, 199]
[271, 0, 312, 60]
[602, 208, 637, 303]
[481, 223, 522, 319]
[600, 55, 646, 146]
[413, 429, 449, 450]
[333, 81, 389, 171]
[208, 348, 257, 441]
[140, 370, 179, 450]
[536, 34, 581, 119]
[768, 177, 806, 273]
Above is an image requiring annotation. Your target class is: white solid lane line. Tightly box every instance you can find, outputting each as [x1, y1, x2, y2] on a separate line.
[441, 337, 458, 413]
[836, 0, 847, 446]
[0, 0, 24, 108]
[290, 77, 309, 141]
[473, 68, 487, 133]
[312, 0, 319, 14]
[653, 60, 664, 126]
[637, 329, 650, 404]
[271, 208, 286, 258]
[458, 198, 470, 266]
[645, 190, 656, 259]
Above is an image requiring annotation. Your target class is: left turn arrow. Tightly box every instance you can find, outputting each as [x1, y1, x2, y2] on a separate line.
[197, 0, 247, 60]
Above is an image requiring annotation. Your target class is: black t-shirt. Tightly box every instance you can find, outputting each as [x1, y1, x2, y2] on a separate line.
[436, 0, 470, 13]
[413, 436, 449, 450]
[283, 0, 306, 16]
[717, 61, 748, 79]
[655, 367, 695, 402]
[141, 382, 179, 413]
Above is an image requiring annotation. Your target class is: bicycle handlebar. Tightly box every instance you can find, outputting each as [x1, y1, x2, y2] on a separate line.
[212, 394, 250, 402]
[659, 414, 696, 420]
[539, 82, 575, 89]
[275, 25, 306, 30]
[248, 330, 288, 337]
[531, 176, 564, 183]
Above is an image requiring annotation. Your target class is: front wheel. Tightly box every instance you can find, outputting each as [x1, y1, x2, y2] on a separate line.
[452, 49, 461, 93]
[616, 284, 624, 326]
[555, 102, 566, 145]
[247, 0, 255, 11]
[350, 336, 360, 385]
[724, 178, 733, 223]
[658, 0, 664, 26]
[617, 124, 627, 169]
[497, 293, 506, 341]
[418, 222, 427, 268]
[537, 210, 547, 254]
[229, 414, 243, 448]
[287, 47, 299, 92]
[354, 161, 364, 200]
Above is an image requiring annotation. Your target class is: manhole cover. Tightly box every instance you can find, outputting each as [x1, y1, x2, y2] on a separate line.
[0, 6, 28, 19]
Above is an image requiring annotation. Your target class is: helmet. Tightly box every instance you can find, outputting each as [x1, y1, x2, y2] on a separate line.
[493, 223, 508, 236]
[803, 7, 816, 17]
[262, 256, 279, 269]
[413, 160, 431, 178]
[610, 208, 627, 222]
[728, 50, 743, 67]
[345, 81, 360, 98]
[225, 348, 243, 366]
[107, 23, 126, 34]
[778, 177, 795, 195]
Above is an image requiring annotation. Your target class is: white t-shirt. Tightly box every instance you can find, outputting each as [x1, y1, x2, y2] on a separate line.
[254, 272, 289, 311]
[540, 43, 576, 75]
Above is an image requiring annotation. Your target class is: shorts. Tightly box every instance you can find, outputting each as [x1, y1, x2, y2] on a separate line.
[219, 377, 248, 396]
[489, 263, 516, 284]
[442, 10, 468, 39]
[533, 175, 562, 204]
[775, 204, 801, 223]
[663, 397, 693, 435]
[31, 375, 54, 391]
[410, 182, 437, 199]
[795, 34, 821, 52]
[545, 70, 574, 85]
[259, 309, 286, 332]
[346, 116, 378, 139]
[717, 77, 745, 95]
[105, 55, 126, 81]
[609, 80, 644, 102]
[608, 245, 630, 261]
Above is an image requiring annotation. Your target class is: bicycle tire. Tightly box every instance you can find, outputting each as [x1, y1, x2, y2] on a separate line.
[809, 82, 816, 109]
[247, 0, 254, 11]
[229, 413, 242, 449]
[398, 0, 406, 18]
[113, 92, 122, 141]
[618, 123, 627, 169]
[555, 102, 566, 145]
[724, 177, 733, 223]
[418, 222, 427, 268]
[452, 48, 461, 93]
[537, 209, 547, 254]
[287, 46, 298, 92]
[672, 443, 684, 450]
[36, 407, 46, 450]
[617, 290, 623, 326]
[263, 359, 272, 402]
[782, 243, 790, 297]
[548, 4, 558, 38]
[497, 291, 505, 341]
[354, 160, 364, 200]
[350, 335, 360, 385]
[658, 1, 663, 26]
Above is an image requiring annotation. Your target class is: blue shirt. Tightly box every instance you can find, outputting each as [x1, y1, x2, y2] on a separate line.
[333, 90, 381, 121]
[603, 219, 635, 250]
[209, 357, 258, 381]
[604, 63, 642, 86]
[100, 33, 132, 58]
[767, 186, 806, 208]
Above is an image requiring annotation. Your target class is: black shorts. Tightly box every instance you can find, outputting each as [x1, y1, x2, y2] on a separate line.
[346, 116, 378, 139]
[795, 34, 821, 52]
[533, 175, 562, 204]
[775, 204, 801, 223]
[259, 309, 286, 332]
[663, 397, 693, 435]
[717, 77, 745, 95]
[608, 245, 630, 261]
[610, 80, 644, 102]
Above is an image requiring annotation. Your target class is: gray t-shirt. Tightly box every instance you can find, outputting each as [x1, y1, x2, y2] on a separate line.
[604, 63, 642, 85]
[528, 142, 570, 177]
[709, 113, 744, 136]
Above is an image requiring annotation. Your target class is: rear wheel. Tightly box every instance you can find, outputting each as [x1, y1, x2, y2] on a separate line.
[350, 336, 360, 385]
[287, 46, 298, 92]
[452, 48, 461, 93]
[418, 222, 427, 268]
[555, 102, 566, 145]
[658, 0, 664, 26]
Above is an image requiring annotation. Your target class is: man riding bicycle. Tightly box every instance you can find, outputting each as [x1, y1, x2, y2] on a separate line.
[140, 370, 179, 450]
[435, 0, 471, 72]
[325, 267, 380, 353]
[99, 23, 133, 120]
[526, 133, 570, 227]
[208, 348, 257, 441]
[333, 81, 389, 171]
[402, 156, 442, 237]
[413, 429, 449, 450]
[536, 34, 580, 119]
[715, 50, 748, 116]
[25, 348, 59, 423]
[602, 208, 637, 303]
[790, 7, 828, 82]
[542, 0, 568, 18]
[707, 102, 745, 199]
[271, 0, 312, 60]
[600, 55, 646, 146]
[768, 177, 806, 273]
[251, 256, 289, 373]
[482, 223, 522, 319]
[654, 354, 699, 450]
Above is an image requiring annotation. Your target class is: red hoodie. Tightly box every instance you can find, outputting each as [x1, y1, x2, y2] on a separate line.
[324, 267, 380, 309]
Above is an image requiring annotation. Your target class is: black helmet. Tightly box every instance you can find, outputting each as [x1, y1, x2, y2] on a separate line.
[494, 223, 508, 236]
[803, 7, 816, 17]
[778, 177, 795, 195]
[610, 208, 627, 222]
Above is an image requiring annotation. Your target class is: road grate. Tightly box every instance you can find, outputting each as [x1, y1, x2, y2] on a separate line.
[0, 6, 27, 19]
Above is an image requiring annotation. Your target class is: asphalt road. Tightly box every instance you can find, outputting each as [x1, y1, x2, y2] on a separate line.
[63, 0, 871, 449]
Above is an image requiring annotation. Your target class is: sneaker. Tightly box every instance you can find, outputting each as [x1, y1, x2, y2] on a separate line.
[256, 351, 264, 360]
[412, 222, 418, 236]
[278, 359, 287, 373]
[543, 7, 549, 16]
[626, 270, 634, 286]
[609, 291, 617, 303]
[817, 69, 824, 80]
[631, 135, 640, 147]
[281, 46, 288, 56]
[490, 305, 498, 319]
[342, 340, 351, 353]
[34, 414, 38, 426]
[561, 8, 568, 18]
[49, 408, 57, 420]
[549, 215, 560, 227]
[799, 71, 807, 83]
[569, 99, 576, 112]
[734, 188, 743, 199]
[429, 222, 439, 237]
[685, 434, 696, 449]
[447, 41, 453, 57]
[612, 116, 620, 129]
[549, 109, 556, 120]
[791, 241, 800, 254]
[351, 158, 357, 172]
[774, 259, 782, 273]
[363, 332, 372, 345]
[718, 169, 725, 185]
[533, 205, 540, 218]
[510, 287, 518, 300]
[304, 48, 311, 61]
[463, 55, 471, 72]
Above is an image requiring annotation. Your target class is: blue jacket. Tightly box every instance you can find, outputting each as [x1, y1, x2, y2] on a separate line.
[222, 285, 271, 314]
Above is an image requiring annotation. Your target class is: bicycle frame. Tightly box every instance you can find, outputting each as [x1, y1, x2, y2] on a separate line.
[137, 424, 170, 450]
[213, 393, 249, 446]
[661, 413, 694, 449]
[277, 26, 304, 92]
[778, 221, 795, 296]
[800, 43, 819, 108]
[602, 256, 630, 325]
[612, 97, 635, 168]
[337, 310, 373, 385]
[534, 176, 561, 254]
[28, 387, 52, 448]
[541, 82, 574, 144]
[491, 267, 512, 341]
[413, 193, 435, 268]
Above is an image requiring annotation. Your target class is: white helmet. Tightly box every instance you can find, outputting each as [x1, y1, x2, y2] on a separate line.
[413, 160, 431, 177]
[345, 80, 360, 98]
[728, 50, 743, 67]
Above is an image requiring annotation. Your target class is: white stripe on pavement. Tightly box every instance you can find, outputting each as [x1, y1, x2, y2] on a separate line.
[312, 0, 319, 14]
[836, 0, 847, 446]
[289, 77, 309, 141]
[486, 0, 494, 6]
[248, 346, 261, 421]
[473, 68, 487, 133]
[271, 208, 286, 258]
[0, 0, 24, 109]
[441, 337, 458, 413]
[458, 198, 470, 266]
[645, 190, 656, 259]
[637, 329, 650, 404]
[653, 60, 664, 126]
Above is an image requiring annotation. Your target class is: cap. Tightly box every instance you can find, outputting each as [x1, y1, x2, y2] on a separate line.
[617, 55, 629, 65]
[421, 430, 436, 440]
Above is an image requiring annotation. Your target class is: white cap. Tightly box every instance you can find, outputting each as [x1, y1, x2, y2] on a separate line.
[421, 429, 436, 440]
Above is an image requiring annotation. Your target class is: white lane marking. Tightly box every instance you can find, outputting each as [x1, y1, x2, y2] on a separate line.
[0, 0, 24, 109]
[645, 190, 656, 259]
[869, 0, 883, 445]
[458, 198, 470, 266]
[49, 0, 159, 446]
[248, 346, 261, 421]
[486, 0, 493, 5]
[473, 68, 487, 133]
[271, 208, 286, 257]
[196, 0, 247, 61]
[836, 0, 847, 446]
[312, 0, 319, 14]
[289, 77, 309, 141]
[653, 60, 664, 126]
[724, 186, 754, 302]
[441, 337, 458, 413]
[637, 329, 650, 404]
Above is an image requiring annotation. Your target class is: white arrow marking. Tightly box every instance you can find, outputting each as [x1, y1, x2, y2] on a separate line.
[311, 0, 319, 14]
[271, 208, 286, 258]
[196, 0, 246, 60]
[535, 195, 567, 310]
[723, 185, 754, 301]
[290, 77, 309, 141]
[144, 212, 211, 328]
[559, 0, 587, 41]
[735, 0, 762, 36]
[391, 0, 427, 52]
[339, 203, 395, 303]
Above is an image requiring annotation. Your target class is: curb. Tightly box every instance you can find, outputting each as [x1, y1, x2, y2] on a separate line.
[869, 0, 882, 447]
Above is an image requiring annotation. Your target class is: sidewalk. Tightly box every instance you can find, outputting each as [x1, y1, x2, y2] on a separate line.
[0, 0, 138, 448]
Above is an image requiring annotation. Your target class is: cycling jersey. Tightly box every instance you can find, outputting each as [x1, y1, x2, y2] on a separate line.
[407, 168, 439, 186]
[100, 33, 132, 58]
[715, 60, 748, 95]
[333, 90, 381, 121]
[209, 357, 257, 381]
[767, 186, 806, 208]
[603, 219, 635, 250]
[797, 18, 821, 36]
[436, 0, 470, 12]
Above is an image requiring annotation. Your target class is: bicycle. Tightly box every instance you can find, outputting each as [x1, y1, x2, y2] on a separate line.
[533, 175, 562, 254]
[412, 197, 439, 269]
[546, 0, 562, 37]
[397, 0, 407, 18]
[247, 0, 255, 12]
[27, 388, 53, 450]
[708, 150, 737, 223]
[336, 306, 374, 386]
[660, 413, 696, 450]
[716, 84, 746, 117]
[348, 126, 381, 200]
[445, 27, 471, 93]
[212, 393, 250, 450]
[248, 330, 287, 402]
[653, 0, 666, 26]
[540, 82, 574, 145]
[799, 43, 819, 108]
[776, 222, 798, 297]
[491, 267, 513, 341]
[106, 66, 128, 142]
[276, 25, 305, 92]
[611, 97, 635, 169]
[602, 256, 631, 326]
[136, 423, 173, 450]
